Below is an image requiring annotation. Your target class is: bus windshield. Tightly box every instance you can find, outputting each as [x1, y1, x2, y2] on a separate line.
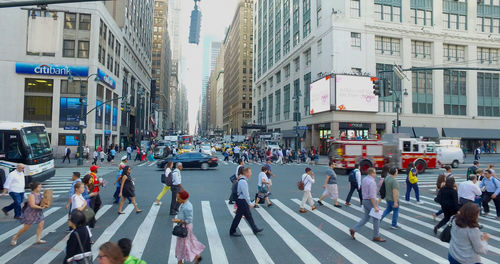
[21, 127, 52, 159]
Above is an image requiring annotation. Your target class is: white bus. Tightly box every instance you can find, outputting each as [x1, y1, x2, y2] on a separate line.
[0, 122, 55, 188]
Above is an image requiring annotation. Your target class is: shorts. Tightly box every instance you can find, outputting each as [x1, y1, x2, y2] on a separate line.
[322, 184, 339, 200]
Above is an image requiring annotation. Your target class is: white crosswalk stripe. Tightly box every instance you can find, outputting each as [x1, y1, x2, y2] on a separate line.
[1, 197, 499, 264]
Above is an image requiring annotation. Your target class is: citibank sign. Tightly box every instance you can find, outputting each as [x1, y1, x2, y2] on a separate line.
[97, 68, 116, 89]
[16, 62, 89, 77]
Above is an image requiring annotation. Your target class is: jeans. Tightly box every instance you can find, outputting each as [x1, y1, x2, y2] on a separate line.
[352, 199, 380, 238]
[346, 182, 362, 203]
[170, 185, 181, 214]
[3, 192, 24, 217]
[405, 179, 420, 202]
[127, 153, 132, 160]
[300, 190, 314, 208]
[381, 200, 399, 227]
[230, 199, 259, 234]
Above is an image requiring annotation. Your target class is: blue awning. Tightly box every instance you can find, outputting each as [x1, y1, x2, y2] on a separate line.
[413, 127, 439, 138]
[442, 128, 500, 140]
[392, 127, 415, 137]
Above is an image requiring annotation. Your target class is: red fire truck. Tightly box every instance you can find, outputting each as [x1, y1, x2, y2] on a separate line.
[328, 134, 437, 174]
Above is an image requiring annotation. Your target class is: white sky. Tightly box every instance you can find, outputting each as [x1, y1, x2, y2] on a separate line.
[179, 0, 239, 134]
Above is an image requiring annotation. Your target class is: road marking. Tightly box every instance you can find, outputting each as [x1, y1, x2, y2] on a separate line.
[254, 205, 321, 264]
[306, 199, 448, 264]
[224, 201, 275, 264]
[289, 199, 410, 264]
[130, 203, 161, 259]
[272, 199, 367, 264]
[0, 207, 60, 244]
[137, 162, 147, 167]
[33, 205, 112, 264]
[168, 220, 178, 264]
[148, 160, 158, 167]
[92, 205, 134, 260]
[347, 198, 498, 264]
[201, 201, 229, 264]
[0, 210, 69, 263]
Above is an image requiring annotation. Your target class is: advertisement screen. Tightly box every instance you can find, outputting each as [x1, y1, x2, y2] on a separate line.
[309, 76, 333, 114]
[65, 135, 79, 146]
[335, 75, 378, 112]
[60, 97, 87, 122]
[112, 107, 118, 126]
[105, 104, 111, 125]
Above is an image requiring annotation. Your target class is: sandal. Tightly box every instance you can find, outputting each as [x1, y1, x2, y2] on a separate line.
[11, 236, 17, 246]
[136, 210, 143, 214]
[118, 211, 125, 215]
[35, 240, 47, 244]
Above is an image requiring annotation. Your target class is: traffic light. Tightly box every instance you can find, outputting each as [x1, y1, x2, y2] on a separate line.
[373, 79, 380, 96]
[384, 79, 392, 96]
[392, 120, 395, 127]
[293, 112, 301, 122]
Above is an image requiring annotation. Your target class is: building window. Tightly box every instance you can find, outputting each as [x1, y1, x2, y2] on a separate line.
[284, 84, 290, 120]
[303, 72, 311, 115]
[443, 13, 467, 30]
[294, 57, 300, 72]
[316, 0, 322, 26]
[78, 41, 89, 58]
[303, 0, 311, 38]
[116, 42, 121, 56]
[477, 47, 498, 64]
[350, 0, 360, 17]
[79, 14, 91, 30]
[443, 70, 467, 116]
[304, 49, 311, 66]
[477, 17, 500, 33]
[64, 12, 76, 29]
[63, 40, 75, 57]
[477, 72, 500, 117]
[411, 9, 432, 26]
[61, 80, 87, 95]
[292, 0, 300, 47]
[412, 71, 433, 114]
[375, 36, 401, 56]
[411, 40, 431, 59]
[443, 44, 465, 62]
[377, 63, 402, 112]
[374, 3, 402, 22]
[285, 64, 290, 77]
[276, 71, 281, 83]
[24, 78, 53, 127]
[351, 32, 361, 48]
[242, 103, 246, 109]
[317, 39, 322, 54]
[268, 94, 273, 123]
[275, 89, 281, 122]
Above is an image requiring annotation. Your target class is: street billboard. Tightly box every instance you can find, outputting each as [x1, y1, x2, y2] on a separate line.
[335, 75, 378, 112]
[309, 76, 334, 115]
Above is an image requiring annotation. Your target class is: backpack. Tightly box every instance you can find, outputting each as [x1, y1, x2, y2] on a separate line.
[231, 178, 243, 200]
[408, 168, 418, 184]
[466, 166, 476, 181]
[348, 169, 357, 183]
[379, 180, 386, 199]
[297, 179, 305, 191]
[161, 171, 173, 186]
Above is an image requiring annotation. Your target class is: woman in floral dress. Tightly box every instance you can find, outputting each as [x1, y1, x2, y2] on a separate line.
[173, 190, 205, 264]
[11, 182, 47, 246]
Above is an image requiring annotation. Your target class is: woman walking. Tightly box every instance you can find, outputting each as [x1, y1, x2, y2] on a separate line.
[299, 168, 316, 213]
[118, 166, 142, 214]
[405, 162, 422, 203]
[432, 174, 446, 221]
[156, 161, 174, 205]
[448, 203, 489, 264]
[255, 166, 272, 207]
[173, 190, 205, 264]
[82, 174, 98, 228]
[64, 210, 92, 263]
[433, 177, 459, 235]
[11, 182, 47, 246]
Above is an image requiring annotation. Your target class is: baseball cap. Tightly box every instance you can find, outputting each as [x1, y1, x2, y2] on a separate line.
[121, 156, 127, 161]
[90, 165, 99, 172]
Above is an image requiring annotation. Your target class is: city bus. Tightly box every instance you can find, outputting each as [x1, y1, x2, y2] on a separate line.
[0, 122, 55, 188]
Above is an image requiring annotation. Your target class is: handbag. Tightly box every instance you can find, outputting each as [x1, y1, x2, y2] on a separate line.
[172, 222, 188, 238]
[440, 216, 454, 243]
[81, 205, 95, 224]
[67, 230, 92, 264]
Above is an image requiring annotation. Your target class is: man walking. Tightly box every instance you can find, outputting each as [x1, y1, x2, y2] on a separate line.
[233, 145, 241, 163]
[458, 174, 482, 206]
[349, 168, 386, 242]
[317, 162, 342, 208]
[299, 168, 316, 213]
[126, 145, 132, 160]
[345, 164, 362, 206]
[92, 149, 99, 165]
[229, 167, 263, 236]
[467, 160, 479, 181]
[479, 169, 500, 219]
[264, 159, 276, 194]
[63, 146, 71, 163]
[1, 164, 26, 219]
[474, 147, 481, 160]
[134, 147, 141, 162]
[276, 149, 283, 165]
[170, 162, 183, 215]
[380, 167, 401, 229]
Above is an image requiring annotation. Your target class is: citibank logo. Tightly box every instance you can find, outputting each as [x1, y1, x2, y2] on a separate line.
[34, 64, 70, 75]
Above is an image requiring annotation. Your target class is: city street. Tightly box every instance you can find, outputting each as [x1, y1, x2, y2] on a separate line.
[1, 154, 499, 264]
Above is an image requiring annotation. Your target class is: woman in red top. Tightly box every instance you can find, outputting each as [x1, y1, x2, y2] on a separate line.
[89, 166, 103, 214]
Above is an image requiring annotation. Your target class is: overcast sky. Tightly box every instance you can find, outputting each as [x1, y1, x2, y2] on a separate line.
[179, 0, 238, 134]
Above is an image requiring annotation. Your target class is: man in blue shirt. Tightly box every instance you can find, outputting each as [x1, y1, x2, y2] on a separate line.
[479, 169, 500, 219]
[229, 167, 263, 236]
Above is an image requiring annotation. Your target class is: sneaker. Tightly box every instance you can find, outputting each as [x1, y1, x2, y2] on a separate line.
[390, 225, 401, 230]
[254, 205, 260, 208]
[417, 201, 424, 205]
[334, 204, 342, 208]
[317, 200, 324, 206]
[299, 208, 307, 213]
[345, 202, 351, 206]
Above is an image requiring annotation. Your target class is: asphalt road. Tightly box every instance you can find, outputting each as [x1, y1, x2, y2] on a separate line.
[0, 153, 499, 264]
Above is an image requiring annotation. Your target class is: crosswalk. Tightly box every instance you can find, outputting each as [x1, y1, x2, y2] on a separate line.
[1, 193, 499, 264]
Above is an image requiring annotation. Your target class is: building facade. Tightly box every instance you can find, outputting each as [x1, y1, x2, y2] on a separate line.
[223, 0, 254, 135]
[168, 0, 184, 133]
[253, 0, 500, 154]
[209, 43, 225, 133]
[0, 1, 152, 156]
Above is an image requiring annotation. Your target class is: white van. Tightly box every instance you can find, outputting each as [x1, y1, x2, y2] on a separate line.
[437, 146, 464, 168]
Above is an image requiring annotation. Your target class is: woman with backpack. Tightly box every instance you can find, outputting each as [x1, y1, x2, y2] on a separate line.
[434, 177, 459, 235]
[64, 210, 92, 263]
[432, 174, 446, 221]
[405, 162, 422, 204]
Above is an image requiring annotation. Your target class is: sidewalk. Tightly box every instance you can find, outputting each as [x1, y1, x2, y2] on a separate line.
[54, 151, 133, 168]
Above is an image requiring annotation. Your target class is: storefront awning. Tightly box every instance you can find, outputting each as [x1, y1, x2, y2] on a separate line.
[413, 127, 439, 138]
[282, 130, 306, 138]
[442, 128, 500, 140]
[392, 127, 415, 137]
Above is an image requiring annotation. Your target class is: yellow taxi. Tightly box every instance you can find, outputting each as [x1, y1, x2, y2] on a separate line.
[178, 144, 194, 154]
[215, 143, 223, 151]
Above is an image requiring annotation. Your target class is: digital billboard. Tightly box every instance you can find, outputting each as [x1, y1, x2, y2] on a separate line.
[65, 135, 79, 146]
[335, 75, 378, 112]
[309, 76, 334, 115]
[60, 97, 86, 122]
[105, 104, 111, 125]
[112, 107, 118, 126]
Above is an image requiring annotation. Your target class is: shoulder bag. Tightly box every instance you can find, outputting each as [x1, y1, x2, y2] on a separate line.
[439, 216, 454, 243]
[172, 222, 188, 238]
[68, 230, 92, 264]
[81, 205, 95, 224]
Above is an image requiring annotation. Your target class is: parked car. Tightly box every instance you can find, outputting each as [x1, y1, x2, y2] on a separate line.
[153, 146, 168, 159]
[157, 152, 218, 170]
[200, 146, 212, 155]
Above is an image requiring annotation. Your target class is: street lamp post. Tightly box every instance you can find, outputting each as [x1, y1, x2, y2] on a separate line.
[292, 91, 302, 155]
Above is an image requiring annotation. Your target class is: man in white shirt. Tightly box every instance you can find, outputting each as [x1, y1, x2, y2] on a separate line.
[276, 149, 284, 164]
[458, 175, 482, 205]
[126, 146, 132, 160]
[170, 162, 183, 215]
[299, 167, 317, 213]
[1, 164, 26, 219]
[233, 146, 241, 162]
